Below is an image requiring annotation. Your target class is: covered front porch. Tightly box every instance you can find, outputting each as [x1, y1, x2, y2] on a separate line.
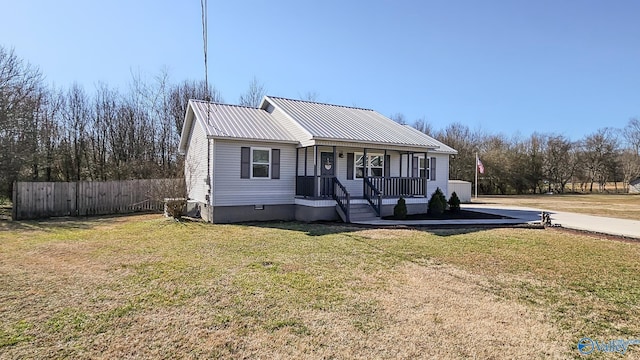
[293, 144, 437, 222]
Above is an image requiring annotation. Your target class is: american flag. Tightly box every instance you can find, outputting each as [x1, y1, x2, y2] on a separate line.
[477, 158, 485, 174]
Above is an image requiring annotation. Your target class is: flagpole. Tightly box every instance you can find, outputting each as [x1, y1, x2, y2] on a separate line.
[475, 152, 478, 200]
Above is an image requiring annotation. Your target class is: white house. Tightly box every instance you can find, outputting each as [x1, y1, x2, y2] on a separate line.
[178, 96, 457, 223]
[630, 178, 640, 194]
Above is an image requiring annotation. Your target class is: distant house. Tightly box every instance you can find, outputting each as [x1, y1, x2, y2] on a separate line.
[630, 178, 640, 194]
[178, 96, 457, 223]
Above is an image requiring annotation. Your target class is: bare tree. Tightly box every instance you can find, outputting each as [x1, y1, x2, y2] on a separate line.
[434, 123, 484, 183]
[523, 133, 546, 193]
[238, 76, 266, 108]
[299, 91, 320, 102]
[580, 128, 619, 192]
[543, 135, 576, 193]
[169, 79, 222, 136]
[619, 149, 640, 190]
[60, 84, 91, 181]
[0, 46, 44, 197]
[389, 113, 407, 125]
[412, 117, 433, 136]
[91, 83, 119, 180]
[38, 88, 63, 181]
[623, 118, 640, 155]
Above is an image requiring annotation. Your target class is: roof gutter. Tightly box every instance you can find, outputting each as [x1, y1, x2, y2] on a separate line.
[308, 137, 440, 151]
[205, 135, 300, 145]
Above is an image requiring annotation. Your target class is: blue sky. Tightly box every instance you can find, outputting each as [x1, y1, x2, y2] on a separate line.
[2, 0, 639, 139]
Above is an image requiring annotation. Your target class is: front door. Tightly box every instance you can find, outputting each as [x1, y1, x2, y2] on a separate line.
[320, 152, 335, 196]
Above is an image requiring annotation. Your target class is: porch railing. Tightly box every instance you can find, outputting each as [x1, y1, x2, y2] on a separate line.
[365, 177, 425, 197]
[296, 176, 338, 198]
[320, 175, 334, 197]
[297, 176, 426, 199]
[363, 177, 382, 216]
[333, 178, 350, 223]
[296, 176, 315, 197]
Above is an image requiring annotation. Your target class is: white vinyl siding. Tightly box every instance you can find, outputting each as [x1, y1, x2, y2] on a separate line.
[184, 120, 210, 203]
[213, 140, 296, 206]
[427, 153, 450, 198]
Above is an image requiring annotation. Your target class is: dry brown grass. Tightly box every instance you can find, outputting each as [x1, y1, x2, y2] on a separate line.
[1, 215, 639, 359]
[371, 263, 566, 359]
[477, 194, 640, 221]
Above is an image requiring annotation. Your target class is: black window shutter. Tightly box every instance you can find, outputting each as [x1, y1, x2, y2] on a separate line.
[271, 149, 280, 179]
[430, 157, 436, 181]
[347, 153, 354, 180]
[384, 155, 390, 177]
[241, 147, 250, 179]
[411, 156, 418, 178]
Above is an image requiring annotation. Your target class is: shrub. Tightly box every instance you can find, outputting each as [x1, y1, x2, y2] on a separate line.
[393, 197, 407, 219]
[165, 198, 187, 220]
[448, 192, 461, 213]
[428, 187, 447, 216]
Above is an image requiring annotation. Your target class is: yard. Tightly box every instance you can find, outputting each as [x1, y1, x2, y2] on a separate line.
[1, 214, 639, 359]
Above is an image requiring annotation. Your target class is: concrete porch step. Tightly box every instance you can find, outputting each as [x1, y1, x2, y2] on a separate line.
[346, 203, 378, 222]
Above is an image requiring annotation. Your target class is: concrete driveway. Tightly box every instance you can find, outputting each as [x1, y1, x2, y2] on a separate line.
[466, 204, 640, 240]
[353, 205, 541, 227]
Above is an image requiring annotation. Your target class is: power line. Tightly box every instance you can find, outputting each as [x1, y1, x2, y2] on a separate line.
[201, 0, 208, 101]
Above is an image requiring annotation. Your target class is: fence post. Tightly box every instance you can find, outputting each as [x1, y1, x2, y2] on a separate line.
[74, 181, 79, 216]
[12, 181, 18, 221]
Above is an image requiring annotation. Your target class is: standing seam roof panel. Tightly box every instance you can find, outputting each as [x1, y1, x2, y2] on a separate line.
[189, 100, 298, 142]
[265, 96, 443, 147]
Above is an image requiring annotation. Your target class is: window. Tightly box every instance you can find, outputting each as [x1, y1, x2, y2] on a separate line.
[241, 147, 280, 179]
[251, 147, 270, 178]
[355, 154, 365, 178]
[415, 155, 434, 180]
[370, 155, 384, 177]
[355, 153, 384, 178]
[419, 157, 430, 179]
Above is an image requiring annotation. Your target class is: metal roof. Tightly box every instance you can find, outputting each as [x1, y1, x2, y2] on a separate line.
[264, 96, 445, 149]
[180, 97, 457, 154]
[402, 125, 457, 154]
[189, 100, 298, 142]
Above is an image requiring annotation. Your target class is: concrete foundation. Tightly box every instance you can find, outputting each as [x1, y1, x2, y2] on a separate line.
[295, 205, 340, 222]
[191, 199, 428, 223]
[212, 204, 295, 223]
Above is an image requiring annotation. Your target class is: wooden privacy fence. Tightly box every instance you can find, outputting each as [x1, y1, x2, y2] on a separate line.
[12, 179, 185, 220]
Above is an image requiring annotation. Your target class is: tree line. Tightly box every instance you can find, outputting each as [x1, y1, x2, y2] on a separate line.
[398, 115, 640, 194]
[2, 45, 639, 199]
[0, 46, 268, 199]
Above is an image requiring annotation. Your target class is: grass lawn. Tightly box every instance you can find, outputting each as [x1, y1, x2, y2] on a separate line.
[1, 215, 639, 359]
[478, 194, 640, 221]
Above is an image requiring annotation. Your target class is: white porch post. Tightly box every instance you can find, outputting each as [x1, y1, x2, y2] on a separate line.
[383, 149, 387, 195]
[362, 148, 368, 196]
[424, 151, 428, 197]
